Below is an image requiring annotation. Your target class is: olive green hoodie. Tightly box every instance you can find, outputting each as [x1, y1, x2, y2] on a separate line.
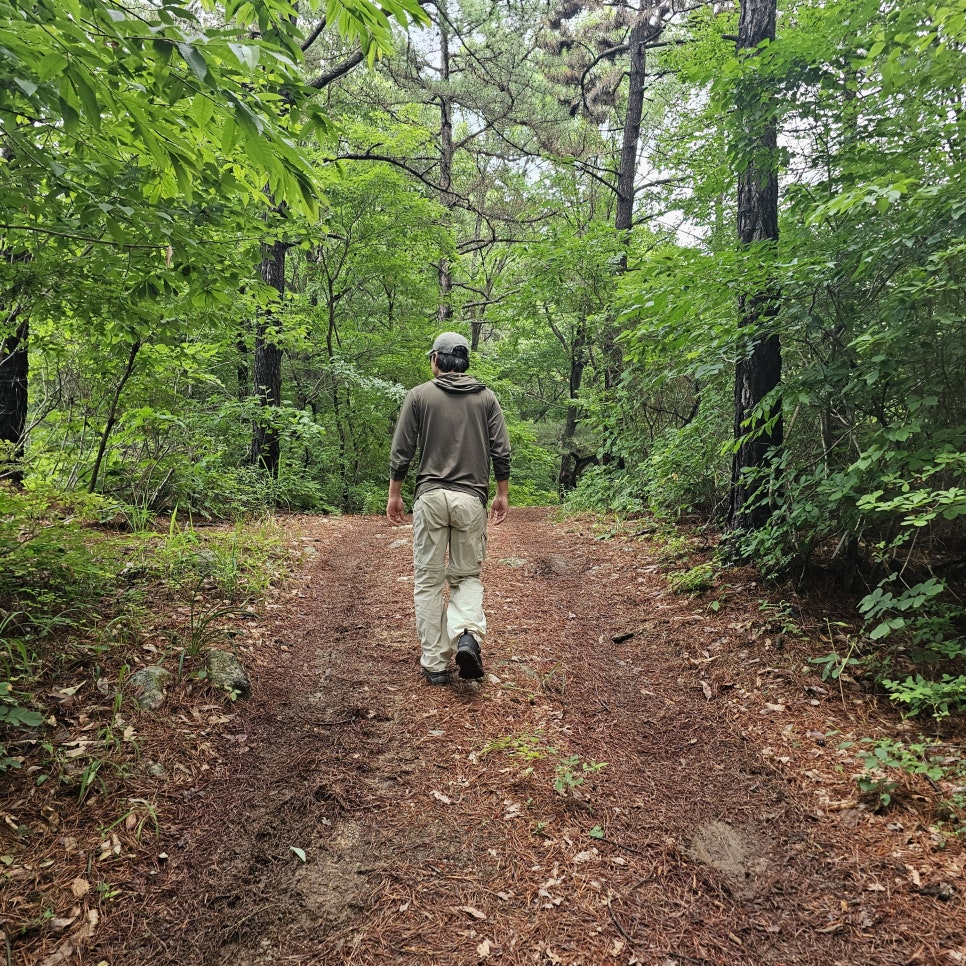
[389, 372, 511, 507]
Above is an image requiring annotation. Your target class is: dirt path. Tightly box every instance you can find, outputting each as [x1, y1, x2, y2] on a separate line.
[87, 510, 963, 965]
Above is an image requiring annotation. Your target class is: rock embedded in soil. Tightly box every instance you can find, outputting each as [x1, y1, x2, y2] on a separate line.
[688, 820, 769, 895]
[128, 666, 172, 710]
[205, 649, 252, 699]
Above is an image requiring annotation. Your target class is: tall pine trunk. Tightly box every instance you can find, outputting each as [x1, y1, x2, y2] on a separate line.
[0, 250, 33, 485]
[599, 19, 649, 468]
[436, 7, 455, 327]
[557, 322, 588, 493]
[728, 0, 782, 539]
[0, 317, 28, 486]
[248, 239, 286, 478]
[614, 21, 647, 265]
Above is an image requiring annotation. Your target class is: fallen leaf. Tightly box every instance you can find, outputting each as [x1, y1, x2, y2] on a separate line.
[78, 909, 99, 940]
[432, 790, 453, 805]
[40, 943, 75, 966]
[701, 681, 713, 701]
[458, 905, 486, 920]
[477, 938, 492, 958]
[70, 878, 90, 898]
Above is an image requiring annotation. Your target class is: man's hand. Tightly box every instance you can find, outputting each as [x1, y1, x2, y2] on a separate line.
[387, 479, 406, 525]
[387, 494, 406, 526]
[489, 478, 509, 525]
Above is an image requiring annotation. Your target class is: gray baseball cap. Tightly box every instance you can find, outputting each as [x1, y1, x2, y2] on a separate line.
[428, 331, 470, 357]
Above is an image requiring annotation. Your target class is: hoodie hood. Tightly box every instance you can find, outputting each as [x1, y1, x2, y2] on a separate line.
[432, 372, 486, 394]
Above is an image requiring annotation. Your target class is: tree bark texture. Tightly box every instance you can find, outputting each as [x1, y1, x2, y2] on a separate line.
[236, 333, 250, 403]
[0, 249, 33, 485]
[557, 323, 589, 493]
[614, 21, 647, 248]
[436, 10, 455, 327]
[597, 18, 651, 468]
[249, 240, 286, 478]
[728, 0, 782, 538]
[0, 317, 28, 485]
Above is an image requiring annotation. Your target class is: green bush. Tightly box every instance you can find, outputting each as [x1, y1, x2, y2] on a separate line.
[0, 488, 114, 655]
[640, 414, 730, 520]
[565, 466, 645, 516]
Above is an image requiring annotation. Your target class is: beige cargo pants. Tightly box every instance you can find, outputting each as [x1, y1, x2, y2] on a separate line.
[412, 488, 488, 673]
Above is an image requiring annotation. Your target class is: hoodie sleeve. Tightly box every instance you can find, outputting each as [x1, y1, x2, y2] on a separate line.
[487, 393, 512, 481]
[389, 390, 419, 481]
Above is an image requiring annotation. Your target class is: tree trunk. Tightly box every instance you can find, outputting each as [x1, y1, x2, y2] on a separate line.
[236, 332, 250, 403]
[727, 0, 782, 538]
[615, 21, 647, 257]
[601, 19, 648, 465]
[557, 323, 588, 493]
[0, 317, 28, 486]
[436, 6, 455, 327]
[241, 38, 369, 483]
[0, 249, 34, 486]
[88, 340, 142, 493]
[248, 239, 286, 478]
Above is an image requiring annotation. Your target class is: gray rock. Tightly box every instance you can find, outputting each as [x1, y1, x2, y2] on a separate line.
[205, 649, 251, 699]
[129, 666, 172, 710]
[193, 548, 219, 574]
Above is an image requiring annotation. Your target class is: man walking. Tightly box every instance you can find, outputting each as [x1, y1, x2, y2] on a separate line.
[387, 332, 511, 685]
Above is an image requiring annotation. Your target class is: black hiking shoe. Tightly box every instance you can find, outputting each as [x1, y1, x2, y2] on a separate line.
[455, 632, 484, 680]
[422, 666, 450, 686]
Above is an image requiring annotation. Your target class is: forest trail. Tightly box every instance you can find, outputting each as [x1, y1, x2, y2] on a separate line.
[78, 509, 963, 965]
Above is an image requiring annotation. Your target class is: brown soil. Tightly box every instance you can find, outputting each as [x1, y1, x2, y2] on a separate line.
[3, 509, 965, 965]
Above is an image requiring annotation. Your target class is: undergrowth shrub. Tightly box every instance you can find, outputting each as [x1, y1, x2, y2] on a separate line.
[564, 466, 644, 516]
[0, 487, 119, 771]
[0, 487, 115, 663]
[640, 416, 730, 520]
[667, 562, 716, 595]
[147, 511, 290, 600]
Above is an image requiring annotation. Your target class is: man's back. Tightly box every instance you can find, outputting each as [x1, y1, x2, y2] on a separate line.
[390, 372, 511, 507]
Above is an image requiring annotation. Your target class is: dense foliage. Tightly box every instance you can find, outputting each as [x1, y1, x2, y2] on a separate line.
[2, 0, 964, 724]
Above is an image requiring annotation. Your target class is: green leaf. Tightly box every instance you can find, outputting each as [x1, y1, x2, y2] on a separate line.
[36, 51, 69, 81]
[14, 77, 38, 97]
[290, 846, 306, 862]
[221, 115, 237, 153]
[70, 72, 102, 125]
[228, 42, 258, 72]
[176, 42, 209, 82]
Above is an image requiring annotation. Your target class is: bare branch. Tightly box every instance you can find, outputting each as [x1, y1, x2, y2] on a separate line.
[301, 18, 327, 52]
[307, 51, 365, 89]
